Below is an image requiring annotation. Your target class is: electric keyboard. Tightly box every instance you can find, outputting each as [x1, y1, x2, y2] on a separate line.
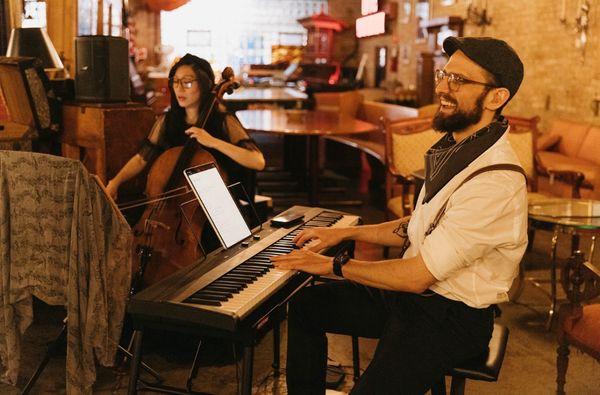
[127, 206, 360, 333]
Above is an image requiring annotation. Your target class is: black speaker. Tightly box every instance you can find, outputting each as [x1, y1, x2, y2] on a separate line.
[75, 36, 130, 102]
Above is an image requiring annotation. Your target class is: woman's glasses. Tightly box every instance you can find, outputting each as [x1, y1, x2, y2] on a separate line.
[170, 78, 197, 89]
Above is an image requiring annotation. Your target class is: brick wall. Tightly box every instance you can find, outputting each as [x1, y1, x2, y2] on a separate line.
[357, 0, 600, 129]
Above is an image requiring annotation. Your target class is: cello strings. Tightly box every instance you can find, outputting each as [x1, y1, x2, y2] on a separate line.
[118, 187, 192, 211]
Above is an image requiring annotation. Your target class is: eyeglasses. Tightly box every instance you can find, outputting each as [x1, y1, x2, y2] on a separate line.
[434, 69, 497, 92]
[170, 78, 197, 89]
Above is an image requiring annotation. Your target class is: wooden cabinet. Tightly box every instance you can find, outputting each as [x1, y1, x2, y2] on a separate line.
[60, 102, 155, 191]
[0, 122, 35, 151]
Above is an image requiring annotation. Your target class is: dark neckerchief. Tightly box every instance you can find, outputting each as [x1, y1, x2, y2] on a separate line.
[423, 117, 508, 203]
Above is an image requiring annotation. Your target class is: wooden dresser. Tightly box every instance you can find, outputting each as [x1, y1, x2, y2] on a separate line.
[60, 102, 156, 192]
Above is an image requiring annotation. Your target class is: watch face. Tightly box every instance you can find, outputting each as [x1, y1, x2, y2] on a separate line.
[335, 251, 350, 265]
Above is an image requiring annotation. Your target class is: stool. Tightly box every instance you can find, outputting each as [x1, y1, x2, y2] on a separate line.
[351, 324, 509, 394]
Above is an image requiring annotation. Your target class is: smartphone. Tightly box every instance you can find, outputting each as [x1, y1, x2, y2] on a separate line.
[271, 211, 304, 228]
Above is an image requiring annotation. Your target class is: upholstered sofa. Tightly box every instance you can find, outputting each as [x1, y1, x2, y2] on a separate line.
[536, 119, 600, 198]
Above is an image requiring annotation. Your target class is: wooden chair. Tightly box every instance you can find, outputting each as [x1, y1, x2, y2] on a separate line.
[384, 116, 438, 219]
[556, 250, 600, 395]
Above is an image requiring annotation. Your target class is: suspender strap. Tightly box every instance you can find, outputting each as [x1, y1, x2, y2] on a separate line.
[424, 163, 526, 236]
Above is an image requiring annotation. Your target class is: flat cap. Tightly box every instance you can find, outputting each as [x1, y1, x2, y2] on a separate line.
[443, 36, 524, 100]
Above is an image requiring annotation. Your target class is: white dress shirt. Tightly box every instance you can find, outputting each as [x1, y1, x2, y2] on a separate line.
[404, 130, 528, 308]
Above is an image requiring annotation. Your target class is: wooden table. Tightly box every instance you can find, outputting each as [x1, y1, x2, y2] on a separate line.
[237, 109, 377, 205]
[224, 87, 308, 111]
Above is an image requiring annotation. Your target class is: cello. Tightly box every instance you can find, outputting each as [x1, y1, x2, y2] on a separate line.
[129, 67, 240, 293]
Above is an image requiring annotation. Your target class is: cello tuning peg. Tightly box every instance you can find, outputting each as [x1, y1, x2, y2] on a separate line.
[221, 67, 235, 80]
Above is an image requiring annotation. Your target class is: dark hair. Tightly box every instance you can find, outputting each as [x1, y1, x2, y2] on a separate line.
[167, 54, 215, 114]
[164, 54, 216, 145]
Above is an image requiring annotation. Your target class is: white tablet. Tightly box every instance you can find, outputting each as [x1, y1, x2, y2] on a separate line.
[184, 163, 251, 249]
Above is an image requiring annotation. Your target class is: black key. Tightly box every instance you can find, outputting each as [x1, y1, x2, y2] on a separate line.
[212, 280, 247, 289]
[204, 284, 241, 293]
[227, 271, 259, 280]
[191, 294, 227, 302]
[242, 262, 274, 269]
[234, 266, 267, 274]
[185, 297, 221, 306]
[222, 273, 257, 282]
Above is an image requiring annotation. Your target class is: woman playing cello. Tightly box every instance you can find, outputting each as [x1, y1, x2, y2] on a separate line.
[106, 54, 265, 288]
[106, 54, 265, 201]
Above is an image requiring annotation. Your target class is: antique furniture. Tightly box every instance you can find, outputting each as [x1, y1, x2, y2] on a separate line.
[236, 109, 377, 205]
[60, 101, 155, 196]
[536, 118, 599, 199]
[384, 117, 439, 218]
[527, 198, 600, 329]
[297, 12, 346, 64]
[0, 56, 61, 151]
[556, 250, 600, 394]
[317, 93, 419, 197]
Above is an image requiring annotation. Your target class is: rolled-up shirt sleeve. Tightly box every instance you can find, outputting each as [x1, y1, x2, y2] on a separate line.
[420, 173, 526, 281]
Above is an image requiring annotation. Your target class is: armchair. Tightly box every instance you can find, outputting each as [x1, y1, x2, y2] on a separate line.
[384, 116, 439, 218]
[556, 250, 600, 394]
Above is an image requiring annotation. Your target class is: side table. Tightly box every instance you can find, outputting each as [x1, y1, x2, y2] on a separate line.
[527, 198, 600, 329]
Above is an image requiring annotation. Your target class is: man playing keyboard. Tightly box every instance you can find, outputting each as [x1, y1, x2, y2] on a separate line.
[272, 36, 528, 394]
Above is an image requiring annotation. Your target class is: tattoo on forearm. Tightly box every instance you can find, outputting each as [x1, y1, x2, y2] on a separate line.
[392, 220, 409, 238]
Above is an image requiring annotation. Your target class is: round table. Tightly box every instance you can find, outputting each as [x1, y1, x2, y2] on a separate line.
[237, 109, 378, 205]
[527, 198, 600, 328]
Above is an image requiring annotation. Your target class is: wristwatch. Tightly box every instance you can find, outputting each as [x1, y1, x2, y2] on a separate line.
[333, 251, 351, 277]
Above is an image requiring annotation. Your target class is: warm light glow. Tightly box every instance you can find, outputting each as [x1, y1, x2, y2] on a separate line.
[361, 0, 378, 15]
[356, 12, 385, 38]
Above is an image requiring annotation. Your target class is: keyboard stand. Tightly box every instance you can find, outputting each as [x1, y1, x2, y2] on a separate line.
[127, 291, 293, 395]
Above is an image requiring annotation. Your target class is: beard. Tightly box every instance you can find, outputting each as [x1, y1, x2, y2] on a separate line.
[432, 89, 488, 133]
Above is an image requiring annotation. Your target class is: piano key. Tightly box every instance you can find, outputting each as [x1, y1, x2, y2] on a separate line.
[212, 280, 247, 288]
[185, 297, 222, 306]
[222, 273, 258, 282]
[204, 284, 242, 293]
[194, 290, 232, 299]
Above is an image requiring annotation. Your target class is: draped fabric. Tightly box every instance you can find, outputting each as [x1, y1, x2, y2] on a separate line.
[146, 0, 189, 12]
[0, 151, 132, 394]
